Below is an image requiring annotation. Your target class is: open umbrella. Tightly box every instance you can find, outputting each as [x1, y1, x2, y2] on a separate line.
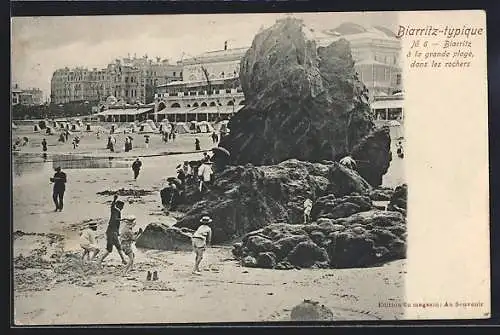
[212, 146, 230, 157]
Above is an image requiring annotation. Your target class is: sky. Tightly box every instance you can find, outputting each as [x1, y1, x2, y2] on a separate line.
[11, 12, 398, 100]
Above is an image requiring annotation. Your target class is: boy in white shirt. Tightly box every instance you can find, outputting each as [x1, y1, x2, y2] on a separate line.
[198, 160, 214, 193]
[80, 221, 100, 263]
[191, 216, 213, 275]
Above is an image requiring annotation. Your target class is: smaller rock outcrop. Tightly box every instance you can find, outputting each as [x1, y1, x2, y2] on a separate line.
[387, 184, 407, 216]
[351, 126, 392, 187]
[290, 300, 334, 321]
[135, 223, 193, 251]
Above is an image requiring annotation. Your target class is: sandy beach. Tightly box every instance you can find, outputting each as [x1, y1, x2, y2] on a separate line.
[13, 125, 406, 324]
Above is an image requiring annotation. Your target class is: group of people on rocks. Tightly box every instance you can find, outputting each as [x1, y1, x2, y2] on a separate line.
[160, 152, 216, 211]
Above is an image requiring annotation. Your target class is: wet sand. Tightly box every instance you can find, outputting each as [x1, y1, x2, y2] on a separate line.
[13, 127, 407, 324]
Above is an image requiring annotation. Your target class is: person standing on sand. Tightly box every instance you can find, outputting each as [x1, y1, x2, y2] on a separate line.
[120, 215, 143, 276]
[132, 158, 142, 180]
[195, 138, 201, 151]
[98, 195, 128, 266]
[50, 167, 67, 212]
[145, 135, 150, 149]
[41, 138, 48, 152]
[80, 221, 100, 263]
[191, 216, 213, 275]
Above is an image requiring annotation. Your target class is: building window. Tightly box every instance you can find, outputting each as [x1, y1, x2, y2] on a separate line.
[396, 74, 401, 85]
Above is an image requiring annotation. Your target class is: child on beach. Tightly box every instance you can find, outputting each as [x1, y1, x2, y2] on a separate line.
[191, 216, 213, 275]
[80, 221, 100, 263]
[120, 215, 143, 276]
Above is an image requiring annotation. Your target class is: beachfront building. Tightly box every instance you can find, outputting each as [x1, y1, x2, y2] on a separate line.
[12, 84, 23, 106]
[371, 92, 404, 123]
[50, 55, 182, 106]
[154, 43, 246, 122]
[12, 84, 44, 106]
[95, 104, 155, 123]
[315, 23, 402, 100]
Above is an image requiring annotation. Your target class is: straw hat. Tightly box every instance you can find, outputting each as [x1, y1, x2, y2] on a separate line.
[200, 216, 213, 224]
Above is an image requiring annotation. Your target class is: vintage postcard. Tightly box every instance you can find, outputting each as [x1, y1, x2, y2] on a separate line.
[11, 10, 489, 324]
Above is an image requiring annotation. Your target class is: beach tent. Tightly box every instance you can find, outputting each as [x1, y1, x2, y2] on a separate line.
[45, 126, 55, 135]
[12, 122, 18, 130]
[215, 120, 229, 132]
[33, 124, 41, 132]
[189, 121, 197, 132]
[58, 122, 67, 129]
[144, 119, 158, 131]
[197, 121, 214, 133]
[85, 123, 92, 132]
[174, 122, 190, 134]
[74, 119, 83, 127]
[70, 124, 81, 132]
[138, 123, 156, 134]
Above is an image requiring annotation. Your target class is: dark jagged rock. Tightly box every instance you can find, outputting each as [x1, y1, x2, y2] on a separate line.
[257, 252, 277, 269]
[219, 17, 374, 166]
[351, 127, 392, 187]
[388, 184, 407, 216]
[175, 159, 370, 243]
[135, 223, 193, 251]
[233, 210, 406, 269]
[311, 194, 373, 220]
[369, 187, 394, 201]
[327, 163, 372, 197]
[290, 300, 334, 321]
[287, 241, 330, 268]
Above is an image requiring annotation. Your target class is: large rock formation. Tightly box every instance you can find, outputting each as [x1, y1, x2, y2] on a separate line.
[174, 159, 372, 243]
[219, 17, 376, 166]
[232, 209, 406, 269]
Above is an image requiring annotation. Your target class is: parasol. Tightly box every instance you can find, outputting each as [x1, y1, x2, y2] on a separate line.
[211, 146, 230, 157]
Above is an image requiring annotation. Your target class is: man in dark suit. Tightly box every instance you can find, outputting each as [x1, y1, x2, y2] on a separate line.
[50, 166, 67, 212]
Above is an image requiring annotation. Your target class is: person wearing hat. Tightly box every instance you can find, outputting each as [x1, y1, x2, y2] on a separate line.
[50, 166, 67, 212]
[191, 215, 213, 275]
[197, 158, 214, 193]
[120, 215, 143, 276]
[80, 221, 100, 263]
[98, 195, 128, 266]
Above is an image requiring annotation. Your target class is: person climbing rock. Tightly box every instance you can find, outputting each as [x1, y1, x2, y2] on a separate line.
[303, 198, 313, 224]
